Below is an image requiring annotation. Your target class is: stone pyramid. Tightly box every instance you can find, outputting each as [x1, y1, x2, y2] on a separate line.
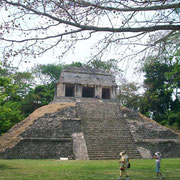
[0, 99, 180, 160]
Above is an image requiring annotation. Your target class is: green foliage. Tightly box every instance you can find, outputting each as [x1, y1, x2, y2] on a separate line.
[65, 61, 83, 68]
[0, 76, 15, 102]
[141, 49, 180, 127]
[167, 100, 180, 127]
[0, 63, 30, 135]
[160, 120, 167, 126]
[12, 71, 34, 97]
[177, 112, 180, 128]
[0, 101, 25, 134]
[32, 62, 83, 84]
[0, 64, 18, 103]
[118, 82, 141, 111]
[21, 84, 55, 117]
[33, 64, 64, 84]
[0, 61, 86, 135]
[164, 49, 180, 99]
[87, 59, 122, 72]
[168, 112, 177, 125]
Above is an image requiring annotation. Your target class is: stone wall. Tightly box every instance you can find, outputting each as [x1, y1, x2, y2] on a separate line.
[0, 105, 85, 159]
[57, 83, 65, 97]
[56, 67, 117, 100]
[59, 67, 116, 86]
[121, 107, 180, 158]
[0, 138, 73, 159]
[0, 100, 180, 159]
[72, 132, 89, 160]
[137, 141, 180, 158]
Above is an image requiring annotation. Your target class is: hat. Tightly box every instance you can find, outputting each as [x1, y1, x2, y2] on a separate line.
[119, 151, 126, 156]
[155, 152, 161, 156]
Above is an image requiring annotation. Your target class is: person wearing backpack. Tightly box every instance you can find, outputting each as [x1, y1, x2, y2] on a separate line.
[117, 151, 130, 180]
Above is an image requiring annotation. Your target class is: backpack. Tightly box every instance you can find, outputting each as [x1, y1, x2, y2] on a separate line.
[127, 162, 131, 168]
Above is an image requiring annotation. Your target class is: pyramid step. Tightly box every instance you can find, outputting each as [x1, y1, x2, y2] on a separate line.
[78, 101, 141, 160]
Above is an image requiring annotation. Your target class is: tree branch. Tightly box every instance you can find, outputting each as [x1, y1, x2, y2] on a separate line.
[1, 0, 180, 65]
[0, 29, 84, 43]
[3, 0, 180, 33]
[76, 1, 180, 12]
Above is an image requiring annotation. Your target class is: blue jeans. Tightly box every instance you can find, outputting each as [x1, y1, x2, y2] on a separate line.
[156, 162, 160, 173]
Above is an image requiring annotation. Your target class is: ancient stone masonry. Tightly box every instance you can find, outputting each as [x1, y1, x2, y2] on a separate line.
[0, 67, 180, 159]
[55, 66, 117, 100]
[77, 100, 141, 159]
[0, 103, 81, 159]
[122, 108, 180, 158]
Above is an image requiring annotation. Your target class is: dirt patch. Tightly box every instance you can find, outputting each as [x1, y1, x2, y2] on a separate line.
[0, 103, 75, 153]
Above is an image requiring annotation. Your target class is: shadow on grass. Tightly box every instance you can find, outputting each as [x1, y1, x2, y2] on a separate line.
[0, 164, 19, 170]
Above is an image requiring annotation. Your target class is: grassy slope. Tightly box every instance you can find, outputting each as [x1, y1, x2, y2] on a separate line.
[0, 159, 180, 180]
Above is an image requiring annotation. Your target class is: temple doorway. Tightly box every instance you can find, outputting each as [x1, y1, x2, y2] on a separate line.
[65, 84, 75, 97]
[102, 88, 110, 99]
[82, 87, 95, 98]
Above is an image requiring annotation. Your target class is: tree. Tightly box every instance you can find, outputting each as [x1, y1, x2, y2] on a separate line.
[141, 48, 180, 127]
[87, 59, 121, 72]
[0, 101, 24, 135]
[164, 49, 180, 100]
[164, 49, 180, 127]
[31, 64, 65, 85]
[0, 63, 25, 135]
[0, 61, 86, 135]
[20, 84, 55, 117]
[0, 1, 180, 65]
[118, 80, 141, 111]
[0, 63, 18, 103]
[32, 61, 83, 84]
[21, 62, 83, 115]
[141, 58, 173, 122]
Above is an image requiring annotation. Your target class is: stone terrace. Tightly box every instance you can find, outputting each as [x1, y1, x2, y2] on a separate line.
[0, 100, 180, 159]
[77, 100, 141, 159]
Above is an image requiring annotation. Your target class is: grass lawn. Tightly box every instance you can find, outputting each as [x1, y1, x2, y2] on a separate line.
[0, 158, 180, 180]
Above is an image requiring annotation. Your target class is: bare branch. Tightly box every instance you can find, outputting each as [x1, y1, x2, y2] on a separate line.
[74, 1, 180, 12]
[0, 0, 180, 66]
[2, 0, 180, 32]
[0, 29, 84, 43]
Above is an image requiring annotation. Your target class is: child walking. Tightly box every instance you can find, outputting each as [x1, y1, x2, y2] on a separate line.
[154, 152, 165, 179]
[117, 151, 130, 180]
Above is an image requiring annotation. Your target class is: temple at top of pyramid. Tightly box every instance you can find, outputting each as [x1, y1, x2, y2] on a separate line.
[54, 66, 117, 101]
[0, 66, 180, 160]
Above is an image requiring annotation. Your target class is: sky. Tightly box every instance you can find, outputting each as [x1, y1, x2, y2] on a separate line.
[15, 37, 145, 86]
[0, 2, 152, 86]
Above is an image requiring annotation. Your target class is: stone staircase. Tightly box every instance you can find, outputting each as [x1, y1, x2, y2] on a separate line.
[77, 100, 141, 159]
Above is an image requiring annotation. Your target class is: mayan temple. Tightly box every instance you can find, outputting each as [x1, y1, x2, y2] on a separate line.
[0, 66, 180, 160]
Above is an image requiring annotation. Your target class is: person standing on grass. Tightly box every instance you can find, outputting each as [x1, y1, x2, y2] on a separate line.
[154, 152, 165, 179]
[117, 151, 130, 180]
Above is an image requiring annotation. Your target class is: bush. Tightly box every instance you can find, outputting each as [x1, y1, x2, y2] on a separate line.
[160, 120, 167, 126]
[0, 101, 25, 135]
[168, 113, 177, 126]
[176, 112, 180, 128]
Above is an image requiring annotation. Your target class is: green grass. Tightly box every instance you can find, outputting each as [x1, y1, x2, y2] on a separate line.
[0, 158, 180, 180]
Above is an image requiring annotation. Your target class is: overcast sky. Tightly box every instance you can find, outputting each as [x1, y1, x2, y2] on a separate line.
[0, 3, 147, 85]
